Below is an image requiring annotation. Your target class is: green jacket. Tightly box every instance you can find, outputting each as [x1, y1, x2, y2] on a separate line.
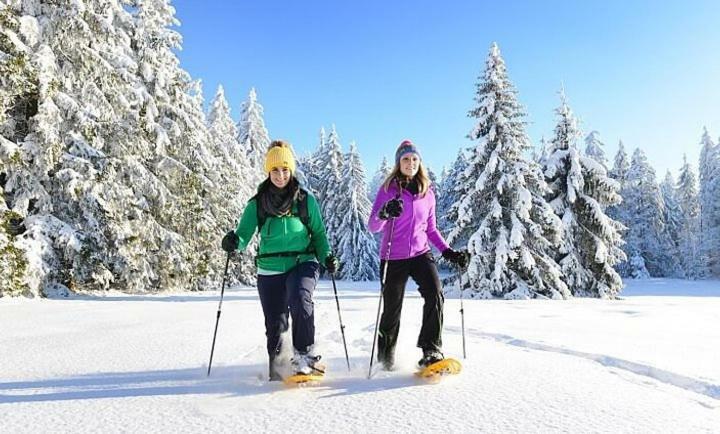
[234, 193, 331, 273]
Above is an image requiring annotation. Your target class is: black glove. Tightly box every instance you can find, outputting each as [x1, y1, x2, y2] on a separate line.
[379, 198, 403, 220]
[325, 254, 339, 274]
[221, 231, 239, 252]
[442, 248, 470, 268]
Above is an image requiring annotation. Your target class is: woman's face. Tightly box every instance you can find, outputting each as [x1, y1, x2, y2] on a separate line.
[269, 166, 291, 188]
[399, 153, 420, 178]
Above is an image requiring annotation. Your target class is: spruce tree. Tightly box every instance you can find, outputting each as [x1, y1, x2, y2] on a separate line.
[623, 148, 672, 277]
[532, 136, 550, 166]
[300, 127, 326, 198]
[584, 130, 608, 170]
[237, 87, 270, 182]
[454, 43, 568, 299]
[132, 0, 223, 291]
[0, 3, 38, 296]
[336, 142, 379, 280]
[677, 154, 701, 278]
[368, 155, 390, 203]
[659, 171, 683, 277]
[698, 128, 720, 276]
[544, 91, 624, 297]
[206, 85, 256, 283]
[317, 126, 345, 240]
[12, 0, 164, 294]
[440, 148, 471, 243]
[610, 141, 631, 182]
[607, 141, 632, 276]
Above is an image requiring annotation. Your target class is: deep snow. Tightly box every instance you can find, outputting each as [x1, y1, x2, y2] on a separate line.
[1, 278, 719, 433]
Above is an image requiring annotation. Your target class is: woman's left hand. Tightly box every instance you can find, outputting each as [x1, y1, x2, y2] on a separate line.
[442, 248, 470, 268]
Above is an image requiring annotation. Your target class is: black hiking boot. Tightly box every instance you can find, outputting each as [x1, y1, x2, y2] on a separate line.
[418, 349, 444, 367]
[378, 346, 396, 371]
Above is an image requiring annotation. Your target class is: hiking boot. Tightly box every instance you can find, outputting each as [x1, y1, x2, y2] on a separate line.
[268, 358, 282, 381]
[378, 346, 396, 371]
[291, 351, 323, 375]
[418, 349, 444, 367]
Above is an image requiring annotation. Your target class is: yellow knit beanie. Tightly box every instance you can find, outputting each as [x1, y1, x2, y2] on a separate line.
[264, 140, 296, 174]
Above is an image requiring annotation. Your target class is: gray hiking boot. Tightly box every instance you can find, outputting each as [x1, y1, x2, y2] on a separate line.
[291, 351, 323, 375]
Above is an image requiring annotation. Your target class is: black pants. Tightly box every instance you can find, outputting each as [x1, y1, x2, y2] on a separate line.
[256, 261, 320, 360]
[379, 252, 444, 357]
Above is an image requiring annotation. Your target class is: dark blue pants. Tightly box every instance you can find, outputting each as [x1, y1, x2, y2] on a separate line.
[256, 261, 320, 359]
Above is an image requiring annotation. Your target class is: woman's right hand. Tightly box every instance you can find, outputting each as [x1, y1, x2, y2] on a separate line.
[379, 198, 403, 220]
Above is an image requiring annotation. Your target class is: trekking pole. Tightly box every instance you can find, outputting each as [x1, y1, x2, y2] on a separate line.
[368, 217, 397, 379]
[330, 269, 351, 371]
[368, 181, 406, 379]
[458, 266, 467, 359]
[207, 252, 231, 377]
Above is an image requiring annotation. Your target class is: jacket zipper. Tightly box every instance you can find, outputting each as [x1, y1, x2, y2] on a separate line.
[408, 189, 414, 258]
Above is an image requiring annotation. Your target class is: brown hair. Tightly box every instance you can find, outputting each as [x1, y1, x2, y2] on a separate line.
[268, 139, 291, 149]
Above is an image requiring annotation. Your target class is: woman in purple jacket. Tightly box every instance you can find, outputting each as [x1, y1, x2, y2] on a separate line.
[368, 140, 468, 370]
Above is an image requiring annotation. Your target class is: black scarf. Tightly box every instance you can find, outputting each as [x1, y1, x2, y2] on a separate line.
[396, 176, 419, 195]
[259, 178, 299, 217]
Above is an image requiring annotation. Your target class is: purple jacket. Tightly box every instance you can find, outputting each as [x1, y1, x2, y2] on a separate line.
[368, 180, 449, 260]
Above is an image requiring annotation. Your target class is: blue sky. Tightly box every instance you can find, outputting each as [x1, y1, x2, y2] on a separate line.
[173, 0, 720, 179]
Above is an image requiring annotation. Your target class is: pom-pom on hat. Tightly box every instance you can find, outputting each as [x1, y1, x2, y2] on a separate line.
[264, 140, 296, 174]
[395, 139, 421, 165]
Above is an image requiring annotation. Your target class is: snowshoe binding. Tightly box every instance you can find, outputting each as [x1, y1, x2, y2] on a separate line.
[284, 352, 326, 386]
[416, 350, 461, 382]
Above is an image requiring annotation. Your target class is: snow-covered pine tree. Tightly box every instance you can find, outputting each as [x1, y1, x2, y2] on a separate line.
[1, 0, 245, 295]
[299, 127, 326, 198]
[368, 155, 390, 204]
[316, 125, 345, 240]
[610, 141, 630, 182]
[335, 142, 379, 280]
[454, 43, 568, 299]
[532, 136, 550, 166]
[436, 165, 448, 227]
[439, 148, 471, 243]
[206, 85, 256, 283]
[677, 154, 702, 278]
[439, 166, 449, 186]
[607, 141, 632, 275]
[3, 0, 169, 295]
[0, 4, 37, 141]
[427, 165, 438, 188]
[659, 171, 684, 277]
[584, 130, 608, 170]
[623, 148, 673, 277]
[698, 128, 720, 277]
[0, 3, 38, 296]
[1, 136, 29, 297]
[236, 87, 270, 182]
[132, 0, 228, 291]
[544, 90, 624, 297]
[425, 163, 440, 219]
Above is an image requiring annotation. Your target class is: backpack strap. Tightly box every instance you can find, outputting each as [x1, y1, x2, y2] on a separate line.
[296, 188, 311, 232]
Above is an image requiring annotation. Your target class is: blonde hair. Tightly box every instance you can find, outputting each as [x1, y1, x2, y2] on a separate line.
[382, 162, 430, 196]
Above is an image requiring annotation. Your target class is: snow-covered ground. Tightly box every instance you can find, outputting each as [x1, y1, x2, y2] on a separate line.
[2, 278, 719, 433]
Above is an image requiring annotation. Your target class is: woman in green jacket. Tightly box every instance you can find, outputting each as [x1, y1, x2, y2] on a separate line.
[222, 140, 338, 381]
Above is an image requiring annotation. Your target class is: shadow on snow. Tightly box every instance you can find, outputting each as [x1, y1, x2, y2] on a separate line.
[0, 357, 433, 404]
